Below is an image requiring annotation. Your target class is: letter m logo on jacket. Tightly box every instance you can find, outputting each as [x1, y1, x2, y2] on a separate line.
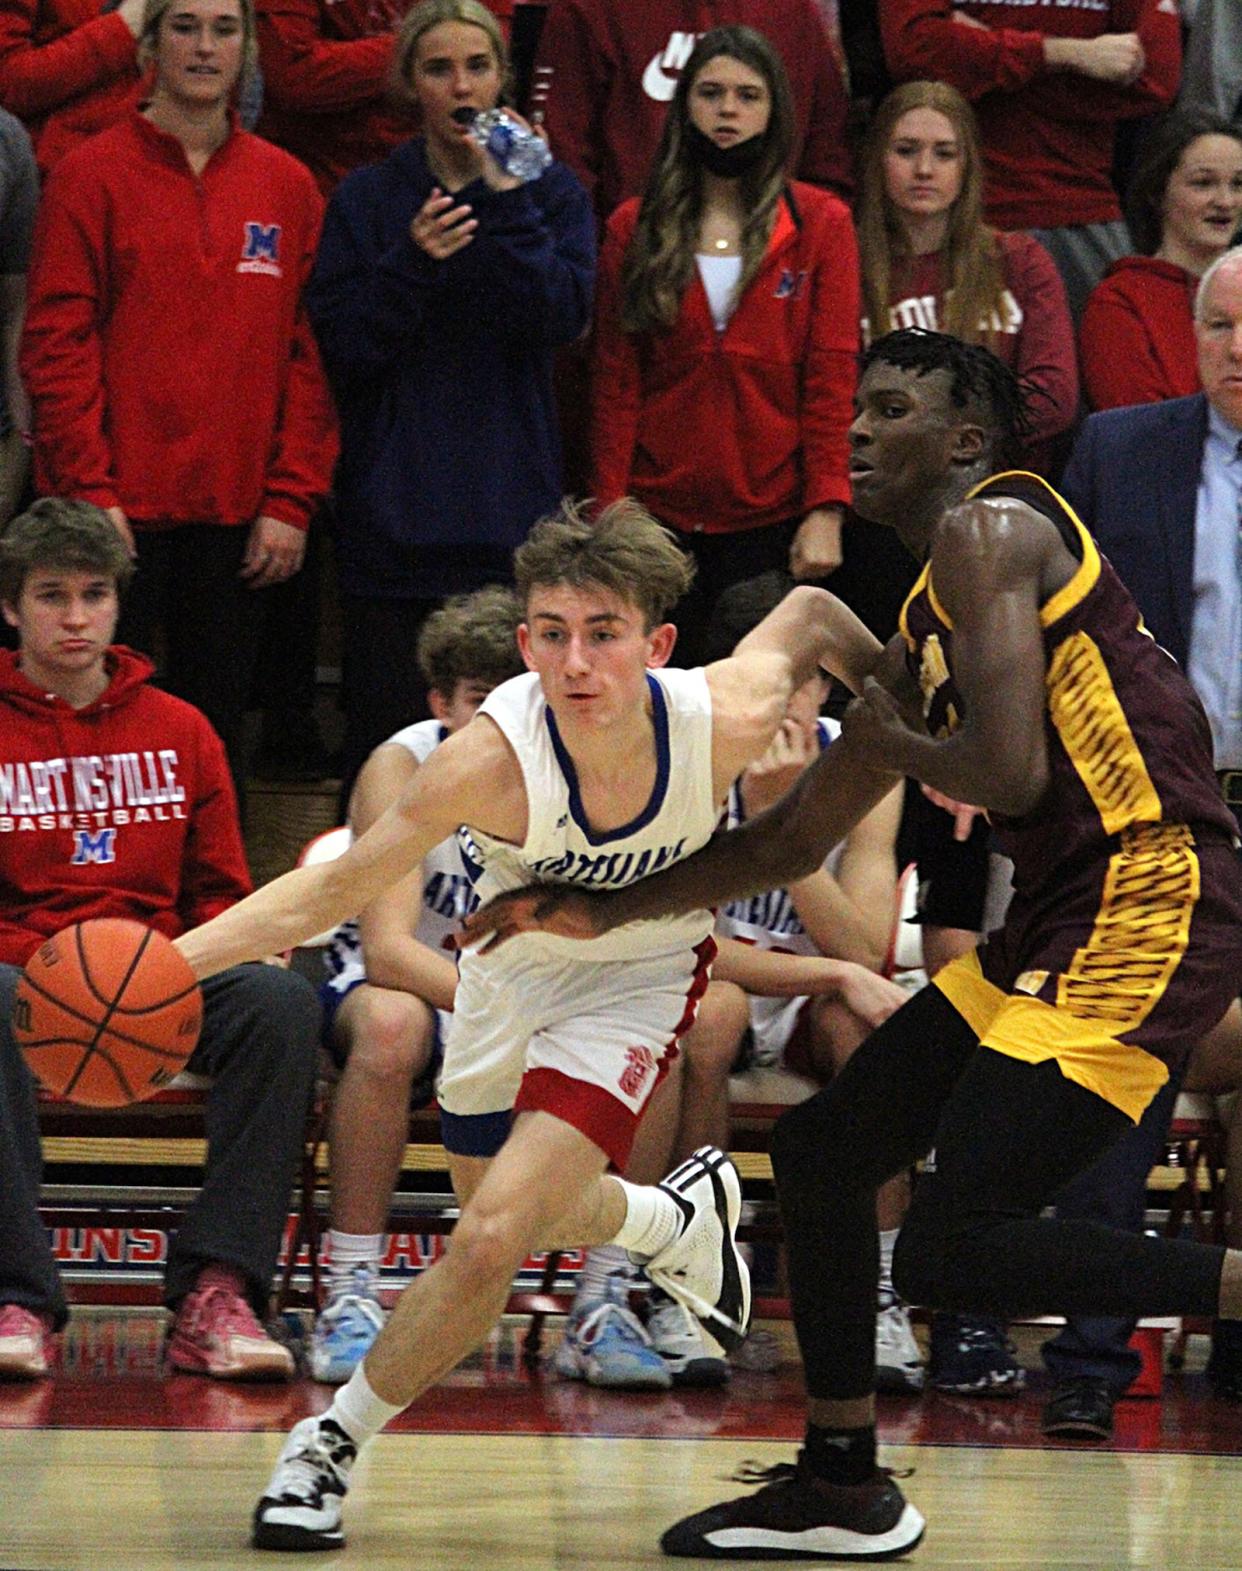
[774, 269, 807, 300]
[71, 827, 117, 865]
[238, 222, 283, 277]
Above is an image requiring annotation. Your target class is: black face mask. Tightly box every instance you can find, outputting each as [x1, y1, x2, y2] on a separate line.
[684, 122, 768, 179]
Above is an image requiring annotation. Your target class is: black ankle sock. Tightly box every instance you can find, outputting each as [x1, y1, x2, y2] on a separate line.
[803, 1423, 877, 1485]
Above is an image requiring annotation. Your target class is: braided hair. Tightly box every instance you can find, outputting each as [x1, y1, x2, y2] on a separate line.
[861, 327, 1035, 468]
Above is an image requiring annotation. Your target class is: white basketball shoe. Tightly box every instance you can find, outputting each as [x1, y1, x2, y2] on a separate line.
[639, 1147, 751, 1355]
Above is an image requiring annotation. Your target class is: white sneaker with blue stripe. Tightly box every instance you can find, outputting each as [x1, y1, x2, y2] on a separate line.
[554, 1271, 672, 1390]
[309, 1266, 385, 1384]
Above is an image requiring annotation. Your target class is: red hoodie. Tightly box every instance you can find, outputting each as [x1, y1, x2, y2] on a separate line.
[255, 0, 513, 195]
[1078, 254, 1200, 411]
[530, 0, 852, 223]
[0, 0, 142, 172]
[0, 646, 252, 967]
[591, 184, 858, 533]
[22, 111, 338, 531]
[881, 0, 1180, 231]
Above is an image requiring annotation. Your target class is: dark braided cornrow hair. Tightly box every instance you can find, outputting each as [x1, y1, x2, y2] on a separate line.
[861, 327, 1036, 468]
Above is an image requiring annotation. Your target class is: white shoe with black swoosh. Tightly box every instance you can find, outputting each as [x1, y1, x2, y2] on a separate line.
[639, 1146, 751, 1355]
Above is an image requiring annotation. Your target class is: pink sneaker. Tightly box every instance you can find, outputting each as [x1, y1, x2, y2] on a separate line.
[167, 1285, 293, 1381]
[0, 1303, 54, 1380]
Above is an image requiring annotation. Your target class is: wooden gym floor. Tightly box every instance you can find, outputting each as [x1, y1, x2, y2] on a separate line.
[3, 1312, 1242, 1570]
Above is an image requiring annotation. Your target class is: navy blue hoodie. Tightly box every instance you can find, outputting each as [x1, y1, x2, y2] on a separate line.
[306, 136, 595, 599]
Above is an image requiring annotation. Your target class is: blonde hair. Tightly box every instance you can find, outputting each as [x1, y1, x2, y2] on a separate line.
[513, 499, 694, 629]
[392, 0, 509, 105]
[857, 80, 1007, 349]
[139, 0, 258, 89]
[620, 27, 794, 335]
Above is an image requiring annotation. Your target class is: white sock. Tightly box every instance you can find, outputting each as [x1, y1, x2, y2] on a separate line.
[576, 1243, 629, 1305]
[327, 1363, 404, 1447]
[327, 1230, 384, 1296]
[878, 1228, 899, 1302]
[610, 1179, 685, 1261]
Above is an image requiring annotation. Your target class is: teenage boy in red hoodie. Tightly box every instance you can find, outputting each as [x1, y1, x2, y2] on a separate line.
[0, 499, 320, 1383]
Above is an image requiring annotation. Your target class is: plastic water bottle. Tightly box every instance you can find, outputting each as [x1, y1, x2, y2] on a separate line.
[471, 109, 552, 184]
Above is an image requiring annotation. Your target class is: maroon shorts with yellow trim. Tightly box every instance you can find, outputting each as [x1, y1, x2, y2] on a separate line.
[935, 825, 1242, 1122]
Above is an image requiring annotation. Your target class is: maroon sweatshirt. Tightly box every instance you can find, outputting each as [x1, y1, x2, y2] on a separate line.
[881, 0, 1181, 230]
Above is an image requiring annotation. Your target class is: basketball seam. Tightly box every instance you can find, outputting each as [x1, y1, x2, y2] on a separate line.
[18, 924, 201, 1105]
[65, 923, 152, 1103]
[16, 974, 198, 1056]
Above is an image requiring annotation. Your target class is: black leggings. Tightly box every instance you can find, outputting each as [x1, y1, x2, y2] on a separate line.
[772, 984, 1227, 1400]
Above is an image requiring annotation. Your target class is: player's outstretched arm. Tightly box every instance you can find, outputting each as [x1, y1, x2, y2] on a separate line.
[178, 721, 522, 979]
[459, 723, 902, 950]
[725, 581, 888, 697]
[705, 584, 891, 799]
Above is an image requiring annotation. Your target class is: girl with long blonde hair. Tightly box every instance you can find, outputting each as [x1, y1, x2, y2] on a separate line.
[857, 80, 1077, 457]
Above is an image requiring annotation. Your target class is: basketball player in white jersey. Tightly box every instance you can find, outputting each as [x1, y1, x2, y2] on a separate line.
[171, 498, 875, 1553]
[311, 587, 524, 1385]
[560, 574, 909, 1393]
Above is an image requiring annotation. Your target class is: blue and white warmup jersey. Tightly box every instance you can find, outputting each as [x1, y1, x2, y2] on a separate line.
[324, 719, 475, 1026]
[718, 719, 845, 1062]
[459, 668, 720, 962]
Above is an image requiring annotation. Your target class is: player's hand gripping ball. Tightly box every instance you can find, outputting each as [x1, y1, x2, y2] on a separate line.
[13, 919, 203, 1106]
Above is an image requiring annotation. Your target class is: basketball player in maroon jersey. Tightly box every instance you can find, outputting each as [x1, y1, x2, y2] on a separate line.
[462, 328, 1242, 1561]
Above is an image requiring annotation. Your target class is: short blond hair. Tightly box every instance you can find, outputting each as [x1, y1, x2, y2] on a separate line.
[392, 0, 509, 103]
[513, 499, 694, 630]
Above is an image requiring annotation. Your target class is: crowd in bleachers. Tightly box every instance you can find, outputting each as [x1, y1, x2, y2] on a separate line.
[1, 0, 1242, 1449]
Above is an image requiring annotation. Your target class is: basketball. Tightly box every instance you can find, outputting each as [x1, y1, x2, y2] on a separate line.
[12, 918, 203, 1107]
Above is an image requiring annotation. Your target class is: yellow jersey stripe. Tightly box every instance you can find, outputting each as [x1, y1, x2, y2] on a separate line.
[1047, 631, 1163, 835]
[1041, 519, 1100, 630]
[926, 574, 953, 632]
[964, 470, 1101, 628]
[1057, 824, 1199, 1032]
[898, 563, 931, 650]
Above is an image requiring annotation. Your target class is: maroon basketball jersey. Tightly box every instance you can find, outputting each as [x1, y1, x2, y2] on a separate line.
[898, 470, 1236, 898]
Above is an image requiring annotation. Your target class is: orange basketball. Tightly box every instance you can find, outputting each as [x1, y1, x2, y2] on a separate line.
[13, 919, 203, 1107]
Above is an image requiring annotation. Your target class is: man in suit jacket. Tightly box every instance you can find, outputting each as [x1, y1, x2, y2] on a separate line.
[1063, 245, 1242, 688]
[1061, 384, 1207, 672]
[1047, 244, 1242, 1430]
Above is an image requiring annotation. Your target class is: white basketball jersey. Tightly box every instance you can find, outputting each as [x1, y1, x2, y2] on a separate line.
[718, 718, 845, 957]
[716, 718, 846, 1060]
[460, 668, 719, 961]
[325, 719, 475, 993]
